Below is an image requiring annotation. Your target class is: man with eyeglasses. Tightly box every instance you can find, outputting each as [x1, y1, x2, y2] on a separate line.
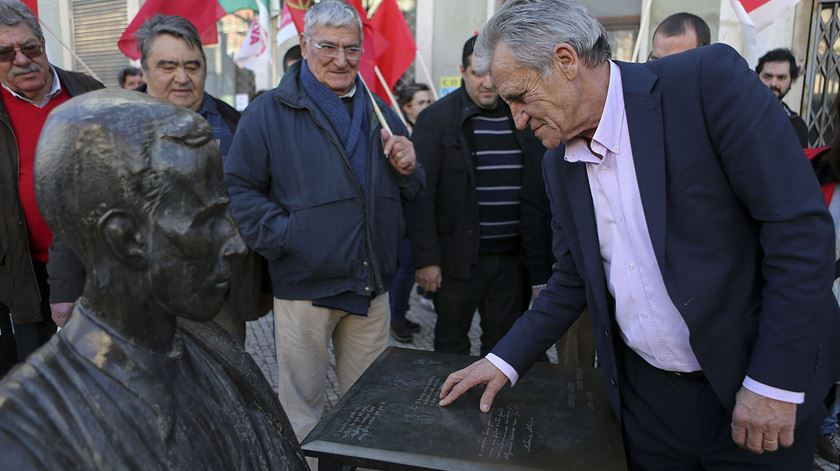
[0, 0, 102, 376]
[224, 0, 424, 444]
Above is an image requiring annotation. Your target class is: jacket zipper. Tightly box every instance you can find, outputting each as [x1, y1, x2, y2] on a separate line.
[307, 110, 384, 294]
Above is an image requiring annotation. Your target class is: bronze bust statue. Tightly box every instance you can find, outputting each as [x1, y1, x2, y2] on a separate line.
[0, 89, 308, 470]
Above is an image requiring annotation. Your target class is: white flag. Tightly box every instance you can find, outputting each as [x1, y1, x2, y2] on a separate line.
[275, 1, 297, 46]
[730, 0, 800, 31]
[234, 0, 271, 71]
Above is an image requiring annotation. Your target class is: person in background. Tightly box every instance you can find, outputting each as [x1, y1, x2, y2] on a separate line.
[117, 65, 143, 90]
[649, 12, 710, 61]
[389, 82, 433, 343]
[0, 0, 102, 377]
[406, 35, 551, 356]
[282, 44, 301, 73]
[803, 102, 840, 465]
[47, 14, 265, 346]
[223, 0, 423, 445]
[756, 48, 809, 147]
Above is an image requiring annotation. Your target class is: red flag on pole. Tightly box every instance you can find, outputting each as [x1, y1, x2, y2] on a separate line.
[285, 0, 313, 34]
[370, 0, 416, 95]
[118, 0, 226, 60]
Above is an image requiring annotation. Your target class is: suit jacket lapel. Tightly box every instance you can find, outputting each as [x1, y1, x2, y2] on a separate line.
[618, 61, 667, 271]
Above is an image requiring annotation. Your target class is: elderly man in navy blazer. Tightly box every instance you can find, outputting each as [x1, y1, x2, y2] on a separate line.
[438, 1, 840, 469]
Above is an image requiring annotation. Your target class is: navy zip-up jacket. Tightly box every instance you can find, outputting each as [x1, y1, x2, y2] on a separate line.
[223, 61, 424, 303]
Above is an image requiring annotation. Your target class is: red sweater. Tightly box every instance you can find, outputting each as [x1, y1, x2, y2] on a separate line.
[1, 86, 70, 262]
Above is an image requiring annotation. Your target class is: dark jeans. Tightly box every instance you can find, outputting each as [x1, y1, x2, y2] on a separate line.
[0, 261, 57, 378]
[388, 237, 414, 326]
[433, 252, 524, 356]
[620, 344, 822, 470]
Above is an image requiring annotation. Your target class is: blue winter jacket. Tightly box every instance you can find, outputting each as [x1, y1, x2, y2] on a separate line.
[223, 61, 425, 301]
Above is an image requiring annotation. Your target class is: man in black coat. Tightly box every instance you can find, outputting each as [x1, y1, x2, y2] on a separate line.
[406, 36, 552, 356]
[0, 0, 103, 376]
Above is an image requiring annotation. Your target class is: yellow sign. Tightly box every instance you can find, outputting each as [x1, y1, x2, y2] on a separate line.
[439, 76, 461, 88]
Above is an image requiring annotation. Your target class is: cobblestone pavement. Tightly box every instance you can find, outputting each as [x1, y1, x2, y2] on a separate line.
[245, 287, 837, 471]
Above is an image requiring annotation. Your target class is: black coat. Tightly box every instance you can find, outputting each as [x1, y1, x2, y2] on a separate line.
[0, 67, 103, 324]
[405, 85, 553, 285]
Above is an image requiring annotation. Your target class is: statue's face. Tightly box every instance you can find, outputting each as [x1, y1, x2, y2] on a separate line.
[146, 118, 246, 321]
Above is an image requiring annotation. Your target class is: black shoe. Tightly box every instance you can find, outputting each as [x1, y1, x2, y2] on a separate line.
[405, 319, 421, 333]
[391, 324, 413, 343]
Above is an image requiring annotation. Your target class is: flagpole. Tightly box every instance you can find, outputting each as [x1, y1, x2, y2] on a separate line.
[358, 73, 394, 141]
[415, 49, 438, 100]
[39, 19, 102, 82]
[374, 66, 409, 127]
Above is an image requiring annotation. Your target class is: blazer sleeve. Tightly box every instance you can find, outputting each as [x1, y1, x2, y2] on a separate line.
[700, 44, 836, 393]
[490, 152, 587, 376]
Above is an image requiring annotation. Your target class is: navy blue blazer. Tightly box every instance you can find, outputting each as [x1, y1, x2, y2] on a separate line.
[490, 44, 840, 422]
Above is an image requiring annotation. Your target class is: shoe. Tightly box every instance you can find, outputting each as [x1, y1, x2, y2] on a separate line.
[390, 323, 413, 343]
[816, 431, 840, 465]
[405, 319, 421, 333]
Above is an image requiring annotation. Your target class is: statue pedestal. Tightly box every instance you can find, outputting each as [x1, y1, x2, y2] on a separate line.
[302, 347, 627, 470]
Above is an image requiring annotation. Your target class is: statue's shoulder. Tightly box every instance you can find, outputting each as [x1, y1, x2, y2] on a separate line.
[177, 320, 285, 419]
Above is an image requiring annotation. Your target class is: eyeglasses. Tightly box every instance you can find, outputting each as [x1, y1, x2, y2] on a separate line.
[0, 44, 44, 63]
[311, 41, 363, 61]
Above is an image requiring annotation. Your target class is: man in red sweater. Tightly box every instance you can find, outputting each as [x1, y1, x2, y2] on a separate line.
[0, 0, 101, 376]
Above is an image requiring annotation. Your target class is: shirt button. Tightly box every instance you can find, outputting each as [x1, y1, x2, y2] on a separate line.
[600, 166, 608, 173]
[639, 312, 648, 319]
[603, 329, 609, 337]
[610, 379, 616, 386]
[365, 286, 371, 292]
[362, 261, 369, 267]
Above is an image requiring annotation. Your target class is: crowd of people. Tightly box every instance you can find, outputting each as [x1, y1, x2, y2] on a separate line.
[1, 0, 839, 468]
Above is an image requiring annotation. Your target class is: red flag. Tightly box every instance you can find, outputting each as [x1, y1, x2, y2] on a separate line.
[285, 0, 313, 34]
[118, 0, 226, 60]
[370, 0, 416, 96]
[347, 0, 382, 101]
[22, 0, 38, 17]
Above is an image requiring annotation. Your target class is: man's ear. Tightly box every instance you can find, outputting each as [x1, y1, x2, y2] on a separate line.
[553, 42, 579, 80]
[98, 210, 147, 270]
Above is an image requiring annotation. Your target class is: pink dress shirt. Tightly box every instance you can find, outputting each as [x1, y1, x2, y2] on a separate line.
[488, 61, 804, 404]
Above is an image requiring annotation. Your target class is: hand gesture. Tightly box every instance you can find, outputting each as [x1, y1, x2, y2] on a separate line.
[438, 358, 510, 412]
[382, 129, 416, 176]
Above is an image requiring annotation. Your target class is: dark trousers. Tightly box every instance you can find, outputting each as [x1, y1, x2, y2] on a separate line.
[0, 261, 57, 379]
[389, 237, 414, 325]
[620, 344, 822, 470]
[433, 253, 524, 356]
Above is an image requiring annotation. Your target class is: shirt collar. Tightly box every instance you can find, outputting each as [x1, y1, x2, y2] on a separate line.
[339, 85, 356, 99]
[196, 92, 217, 117]
[61, 304, 183, 437]
[564, 61, 624, 164]
[1, 65, 61, 108]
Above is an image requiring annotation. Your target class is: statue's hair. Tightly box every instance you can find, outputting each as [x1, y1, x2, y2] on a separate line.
[35, 89, 211, 263]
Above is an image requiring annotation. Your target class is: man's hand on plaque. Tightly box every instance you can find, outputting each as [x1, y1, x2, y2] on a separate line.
[439, 358, 509, 413]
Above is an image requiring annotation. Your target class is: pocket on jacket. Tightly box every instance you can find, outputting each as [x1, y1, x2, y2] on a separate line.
[282, 197, 365, 284]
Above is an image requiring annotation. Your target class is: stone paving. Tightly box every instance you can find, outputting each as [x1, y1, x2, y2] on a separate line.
[245, 286, 837, 471]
